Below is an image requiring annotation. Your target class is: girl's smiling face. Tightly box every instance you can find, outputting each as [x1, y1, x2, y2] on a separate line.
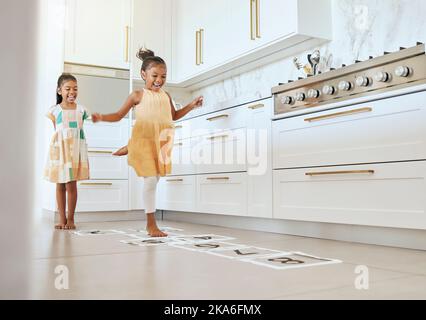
[58, 80, 78, 104]
[142, 64, 167, 92]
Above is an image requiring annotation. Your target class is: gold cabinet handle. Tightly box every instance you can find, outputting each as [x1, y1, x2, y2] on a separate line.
[175, 125, 183, 129]
[248, 103, 265, 110]
[125, 26, 130, 62]
[207, 177, 230, 181]
[166, 179, 184, 182]
[305, 170, 375, 177]
[88, 150, 113, 154]
[174, 142, 183, 146]
[256, 0, 260, 38]
[200, 28, 204, 64]
[304, 107, 373, 123]
[80, 182, 113, 186]
[250, 0, 255, 40]
[207, 134, 229, 140]
[206, 114, 229, 121]
[196, 30, 200, 65]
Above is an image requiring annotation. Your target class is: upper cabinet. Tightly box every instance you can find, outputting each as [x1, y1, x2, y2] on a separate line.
[170, 0, 332, 88]
[131, 0, 173, 80]
[64, 0, 132, 69]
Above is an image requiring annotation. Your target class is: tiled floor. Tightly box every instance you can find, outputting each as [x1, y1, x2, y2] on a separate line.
[30, 219, 426, 300]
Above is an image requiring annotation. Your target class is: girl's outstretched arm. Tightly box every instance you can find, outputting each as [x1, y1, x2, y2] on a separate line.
[170, 95, 203, 121]
[92, 91, 142, 123]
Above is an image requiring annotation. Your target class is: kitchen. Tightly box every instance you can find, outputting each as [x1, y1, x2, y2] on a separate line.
[1, 0, 426, 301]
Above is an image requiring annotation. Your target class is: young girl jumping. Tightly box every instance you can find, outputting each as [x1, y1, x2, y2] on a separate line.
[91, 49, 203, 237]
[45, 73, 90, 230]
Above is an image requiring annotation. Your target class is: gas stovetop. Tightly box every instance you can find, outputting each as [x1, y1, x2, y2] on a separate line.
[272, 43, 426, 116]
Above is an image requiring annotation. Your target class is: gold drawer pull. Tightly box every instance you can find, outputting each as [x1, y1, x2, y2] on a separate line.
[80, 182, 113, 186]
[88, 150, 113, 154]
[206, 114, 229, 121]
[207, 134, 229, 140]
[207, 177, 230, 181]
[175, 125, 183, 129]
[305, 170, 375, 177]
[248, 103, 265, 110]
[304, 107, 373, 123]
[167, 179, 184, 182]
[174, 142, 183, 146]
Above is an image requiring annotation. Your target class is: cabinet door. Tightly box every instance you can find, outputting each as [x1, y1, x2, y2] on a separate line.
[273, 162, 426, 230]
[255, 0, 297, 47]
[246, 99, 273, 218]
[172, 0, 204, 81]
[196, 173, 247, 216]
[85, 119, 129, 149]
[87, 149, 129, 180]
[157, 176, 197, 212]
[65, 0, 131, 69]
[131, 0, 172, 80]
[76, 180, 129, 212]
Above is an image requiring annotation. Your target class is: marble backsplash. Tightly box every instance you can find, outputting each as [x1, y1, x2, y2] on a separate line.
[191, 0, 426, 108]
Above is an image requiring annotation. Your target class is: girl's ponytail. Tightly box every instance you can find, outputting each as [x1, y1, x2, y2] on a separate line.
[137, 47, 166, 72]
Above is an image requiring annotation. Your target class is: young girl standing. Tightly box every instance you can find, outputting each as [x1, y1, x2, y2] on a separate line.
[44, 73, 90, 230]
[91, 49, 203, 237]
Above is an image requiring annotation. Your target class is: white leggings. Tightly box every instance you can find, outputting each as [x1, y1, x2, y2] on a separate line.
[143, 176, 160, 214]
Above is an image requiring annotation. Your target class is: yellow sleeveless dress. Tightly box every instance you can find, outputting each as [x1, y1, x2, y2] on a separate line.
[128, 88, 175, 177]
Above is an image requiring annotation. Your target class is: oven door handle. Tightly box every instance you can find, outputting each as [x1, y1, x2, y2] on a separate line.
[304, 107, 373, 123]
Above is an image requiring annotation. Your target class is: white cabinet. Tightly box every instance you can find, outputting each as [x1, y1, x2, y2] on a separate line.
[246, 99, 273, 218]
[170, 0, 331, 87]
[131, 0, 172, 80]
[87, 149, 129, 180]
[170, 137, 197, 175]
[272, 91, 426, 169]
[273, 162, 426, 230]
[76, 180, 129, 212]
[85, 119, 129, 149]
[196, 173, 247, 216]
[64, 0, 131, 69]
[157, 175, 197, 212]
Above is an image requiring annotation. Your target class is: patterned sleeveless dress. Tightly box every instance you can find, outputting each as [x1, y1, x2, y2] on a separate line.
[44, 104, 90, 183]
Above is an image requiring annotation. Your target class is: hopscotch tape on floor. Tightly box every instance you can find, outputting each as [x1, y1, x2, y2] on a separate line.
[169, 241, 244, 252]
[120, 237, 178, 247]
[207, 246, 287, 260]
[73, 229, 126, 236]
[170, 234, 236, 244]
[245, 251, 342, 270]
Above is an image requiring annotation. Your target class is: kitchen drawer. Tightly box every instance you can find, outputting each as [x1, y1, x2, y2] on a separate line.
[193, 105, 248, 135]
[76, 180, 129, 212]
[193, 128, 247, 174]
[85, 119, 129, 148]
[157, 175, 196, 212]
[273, 91, 426, 169]
[273, 161, 426, 229]
[196, 172, 247, 216]
[170, 137, 197, 175]
[88, 149, 128, 180]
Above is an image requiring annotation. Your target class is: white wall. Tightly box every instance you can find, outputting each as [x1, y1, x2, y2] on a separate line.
[0, 0, 39, 299]
[36, 0, 66, 214]
[192, 0, 426, 103]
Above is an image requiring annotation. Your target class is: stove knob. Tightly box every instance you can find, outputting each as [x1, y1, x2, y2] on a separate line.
[395, 66, 411, 77]
[307, 89, 321, 99]
[355, 76, 371, 87]
[374, 71, 391, 82]
[338, 80, 353, 91]
[281, 96, 295, 105]
[295, 92, 306, 102]
[322, 85, 336, 96]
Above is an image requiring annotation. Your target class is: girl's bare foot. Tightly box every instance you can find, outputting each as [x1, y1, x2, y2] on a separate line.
[55, 216, 67, 230]
[147, 226, 168, 237]
[113, 146, 128, 156]
[64, 220, 76, 230]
